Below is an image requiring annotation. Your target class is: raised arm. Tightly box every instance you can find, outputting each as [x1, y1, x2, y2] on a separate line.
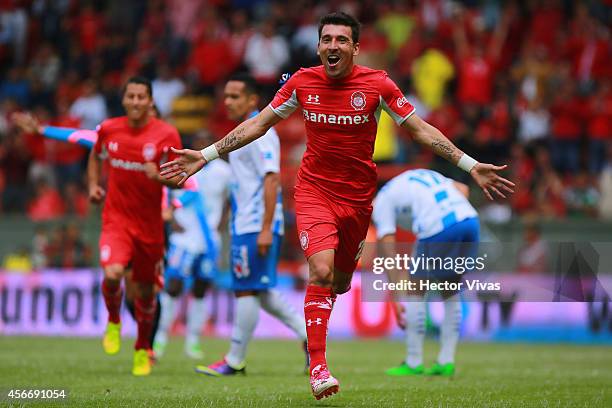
[160, 107, 283, 185]
[402, 114, 514, 200]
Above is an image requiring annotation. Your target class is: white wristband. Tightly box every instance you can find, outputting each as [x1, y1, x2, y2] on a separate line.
[200, 145, 219, 163]
[457, 153, 478, 173]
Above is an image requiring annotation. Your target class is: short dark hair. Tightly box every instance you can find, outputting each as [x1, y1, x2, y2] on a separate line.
[123, 76, 153, 98]
[318, 12, 361, 43]
[227, 73, 259, 95]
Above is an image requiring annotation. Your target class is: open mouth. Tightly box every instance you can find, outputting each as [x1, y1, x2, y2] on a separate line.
[327, 55, 341, 67]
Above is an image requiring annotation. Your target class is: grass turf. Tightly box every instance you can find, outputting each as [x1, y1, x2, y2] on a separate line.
[0, 337, 610, 407]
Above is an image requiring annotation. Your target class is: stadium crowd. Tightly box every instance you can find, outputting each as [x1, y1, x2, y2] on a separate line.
[0, 0, 610, 229]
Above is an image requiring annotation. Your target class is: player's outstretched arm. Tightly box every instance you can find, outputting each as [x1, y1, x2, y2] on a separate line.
[160, 107, 283, 185]
[402, 114, 515, 200]
[12, 112, 98, 148]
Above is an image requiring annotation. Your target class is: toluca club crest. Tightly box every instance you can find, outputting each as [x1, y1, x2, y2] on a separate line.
[142, 143, 156, 161]
[300, 230, 309, 250]
[350, 91, 366, 111]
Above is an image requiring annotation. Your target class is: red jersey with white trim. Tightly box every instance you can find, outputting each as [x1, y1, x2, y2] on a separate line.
[270, 65, 415, 206]
[93, 117, 182, 243]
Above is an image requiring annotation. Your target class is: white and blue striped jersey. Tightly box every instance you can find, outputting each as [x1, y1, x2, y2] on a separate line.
[169, 159, 232, 254]
[372, 169, 478, 240]
[228, 122, 284, 236]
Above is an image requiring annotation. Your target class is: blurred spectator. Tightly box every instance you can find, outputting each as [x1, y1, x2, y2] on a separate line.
[27, 179, 65, 221]
[452, 5, 509, 114]
[549, 80, 584, 174]
[228, 9, 254, 70]
[533, 148, 566, 218]
[53, 222, 92, 268]
[69, 80, 107, 130]
[27, 43, 61, 90]
[31, 224, 49, 269]
[170, 77, 212, 140]
[517, 97, 550, 147]
[55, 69, 84, 105]
[152, 64, 185, 118]
[2, 247, 32, 273]
[0, 1, 28, 64]
[598, 144, 612, 219]
[564, 172, 600, 218]
[511, 44, 554, 104]
[586, 80, 612, 174]
[63, 182, 89, 217]
[0, 67, 29, 106]
[411, 47, 454, 110]
[244, 18, 289, 98]
[516, 217, 549, 274]
[188, 17, 233, 93]
[49, 99, 87, 191]
[1, 130, 30, 213]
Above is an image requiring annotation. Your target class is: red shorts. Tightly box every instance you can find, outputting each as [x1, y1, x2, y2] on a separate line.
[294, 183, 372, 274]
[99, 224, 164, 284]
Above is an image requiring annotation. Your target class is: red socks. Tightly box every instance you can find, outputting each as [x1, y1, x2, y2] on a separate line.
[102, 279, 122, 324]
[134, 296, 157, 350]
[304, 285, 336, 372]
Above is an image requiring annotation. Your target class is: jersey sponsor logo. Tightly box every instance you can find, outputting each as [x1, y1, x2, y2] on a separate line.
[306, 94, 320, 105]
[350, 91, 367, 111]
[299, 230, 309, 250]
[109, 158, 146, 171]
[397, 96, 409, 108]
[108, 141, 119, 152]
[142, 143, 156, 161]
[302, 109, 370, 126]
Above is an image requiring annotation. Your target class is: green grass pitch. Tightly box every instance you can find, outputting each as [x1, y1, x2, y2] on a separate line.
[0, 336, 610, 407]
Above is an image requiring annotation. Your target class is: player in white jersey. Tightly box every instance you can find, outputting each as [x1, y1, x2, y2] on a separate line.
[372, 168, 479, 377]
[196, 73, 307, 376]
[154, 149, 232, 359]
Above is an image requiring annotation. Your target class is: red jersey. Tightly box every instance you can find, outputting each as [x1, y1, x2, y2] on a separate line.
[270, 65, 415, 206]
[93, 117, 182, 243]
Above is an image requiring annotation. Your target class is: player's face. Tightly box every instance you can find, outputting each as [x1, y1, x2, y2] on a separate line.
[318, 24, 359, 79]
[224, 81, 255, 121]
[123, 83, 153, 123]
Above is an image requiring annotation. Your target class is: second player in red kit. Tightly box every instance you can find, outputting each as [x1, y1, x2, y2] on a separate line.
[88, 76, 183, 376]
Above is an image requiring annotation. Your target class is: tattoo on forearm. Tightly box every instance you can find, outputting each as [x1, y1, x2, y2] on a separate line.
[431, 137, 461, 163]
[216, 126, 246, 154]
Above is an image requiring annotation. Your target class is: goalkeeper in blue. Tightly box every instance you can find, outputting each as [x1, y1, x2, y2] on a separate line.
[372, 168, 480, 377]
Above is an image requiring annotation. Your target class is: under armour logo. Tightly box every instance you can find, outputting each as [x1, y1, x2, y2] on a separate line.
[307, 318, 323, 326]
[108, 141, 118, 152]
[306, 94, 320, 104]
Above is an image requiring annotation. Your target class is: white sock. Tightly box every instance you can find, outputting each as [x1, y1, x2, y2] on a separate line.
[225, 296, 260, 367]
[438, 296, 462, 365]
[186, 297, 207, 346]
[405, 296, 426, 367]
[156, 291, 178, 343]
[259, 289, 306, 340]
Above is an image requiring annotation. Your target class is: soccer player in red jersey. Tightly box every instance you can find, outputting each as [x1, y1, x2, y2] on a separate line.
[161, 12, 514, 398]
[89, 77, 183, 376]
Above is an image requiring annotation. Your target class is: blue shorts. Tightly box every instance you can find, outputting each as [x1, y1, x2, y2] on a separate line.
[231, 232, 281, 291]
[165, 243, 215, 285]
[412, 217, 480, 279]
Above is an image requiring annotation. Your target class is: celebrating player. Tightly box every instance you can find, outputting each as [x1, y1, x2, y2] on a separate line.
[88, 76, 183, 376]
[372, 168, 479, 377]
[154, 135, 232, 360]
[160, 12, 513, 399]
[195, 73, 307, 377]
